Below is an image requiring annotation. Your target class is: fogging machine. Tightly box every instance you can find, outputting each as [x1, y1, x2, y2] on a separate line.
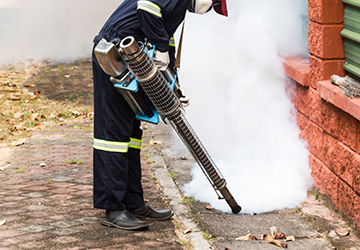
[94, 36, 241, 214]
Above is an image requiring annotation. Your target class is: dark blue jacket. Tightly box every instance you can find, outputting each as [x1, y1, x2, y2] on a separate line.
[95, 0, 191, 69]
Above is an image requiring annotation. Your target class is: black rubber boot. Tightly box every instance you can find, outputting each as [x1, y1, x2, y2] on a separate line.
[128, 205, 174, 221]
[100, 210, 149, 231]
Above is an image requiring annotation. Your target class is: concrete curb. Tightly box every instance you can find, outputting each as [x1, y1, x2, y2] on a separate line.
[148, 153, 212, 250]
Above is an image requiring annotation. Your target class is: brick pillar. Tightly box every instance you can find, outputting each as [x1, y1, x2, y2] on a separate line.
[308, 0, 346, 89]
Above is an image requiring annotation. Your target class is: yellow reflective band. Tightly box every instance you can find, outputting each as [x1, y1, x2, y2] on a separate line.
[137, 0, 162, 18]
[93, 138, 129, 153]
[129, 137, 142, 150]
[169, 37, 175, 47]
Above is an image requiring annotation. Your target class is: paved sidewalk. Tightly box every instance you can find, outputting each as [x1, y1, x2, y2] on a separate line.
[0, 121, 183, 250]
[144, 122, 360, 250]
[2, 119, 360, 250]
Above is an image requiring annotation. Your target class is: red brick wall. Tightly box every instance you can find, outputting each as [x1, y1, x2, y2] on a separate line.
[285, 0, 360, 229]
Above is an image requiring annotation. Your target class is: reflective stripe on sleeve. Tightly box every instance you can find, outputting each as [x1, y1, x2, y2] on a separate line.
[137, 0, 162, 18]
[169, 37, 175, 47]
[93, 138, 129, 153]
[129, 137, 142, 150]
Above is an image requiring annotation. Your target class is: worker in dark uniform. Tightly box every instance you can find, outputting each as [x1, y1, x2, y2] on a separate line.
[92, 0, 228, 231]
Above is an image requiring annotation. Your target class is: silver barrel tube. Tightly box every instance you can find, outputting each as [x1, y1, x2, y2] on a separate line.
[120, 36, 241, 213]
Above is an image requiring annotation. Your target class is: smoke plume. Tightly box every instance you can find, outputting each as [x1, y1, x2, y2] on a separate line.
[0, 0, 312, 214]
[180, 0, 313, 213]
[0, 0, 121, 63]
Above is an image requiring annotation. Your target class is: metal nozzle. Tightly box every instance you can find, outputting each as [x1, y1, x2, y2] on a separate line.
[120, 36, 141, 60]
[219, 186, 242, 214]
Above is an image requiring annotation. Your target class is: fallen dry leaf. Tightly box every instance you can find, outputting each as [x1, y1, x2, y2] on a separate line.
[183, 226, 192, 234]
[25, 127, 38, 132]
[13, 112, 24, 119]
[3, 87, 18, 92]
[0, 219, 5, 226]
[236, 234, 251, 241]
[274, 232, 287, 240]
[86, 111, 94, 118]
[71, 110, 80, 117]
[34, 90, 41, 96]
[265, 234, 273, 241]
[11, 126, 26, 131]
[335, 228, 350, 236]
[24, 83, 36, 88]
[235, 234, 257, 241]
[259, 234, 273, 240]
[207, 234, 215, 239]
[149, 139, 162, 145]
[26, 123, 45, 132]
[268, 239, 282, 247]
[54, 122, 67, 126]
[11, 140, 25, 147]
[286, 236, 295, 242]
[7, 94, 20, 100]
[270, 226, 277, 237]
[5, 118, 16, 124]
[34, 123, 46, 129]
[30, 113, 39, 121]
[64, 75, 71, 78]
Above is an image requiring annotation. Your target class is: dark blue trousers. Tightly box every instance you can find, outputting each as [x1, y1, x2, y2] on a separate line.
[92, 49, 145, 211]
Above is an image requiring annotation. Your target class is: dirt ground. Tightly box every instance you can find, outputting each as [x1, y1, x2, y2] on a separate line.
[25, 58, 94, 107]
[0, 58, 94, 171]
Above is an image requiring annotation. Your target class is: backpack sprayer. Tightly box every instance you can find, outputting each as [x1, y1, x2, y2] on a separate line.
[94, 36, 241, 214]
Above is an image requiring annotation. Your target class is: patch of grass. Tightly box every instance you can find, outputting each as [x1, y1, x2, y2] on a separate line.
[168, 171, 176, 179]
[147, 159, 155, 164]
[202, 232, 215, 241]
[15, 167, 26, 173]
[71, 125, 92, 130]
[63, 158, 83, 165]
[179, 197, 194, 204]
[175, 222, 182, 229]
[175, 239, 192, 248]
[313, 189, 320, 201]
